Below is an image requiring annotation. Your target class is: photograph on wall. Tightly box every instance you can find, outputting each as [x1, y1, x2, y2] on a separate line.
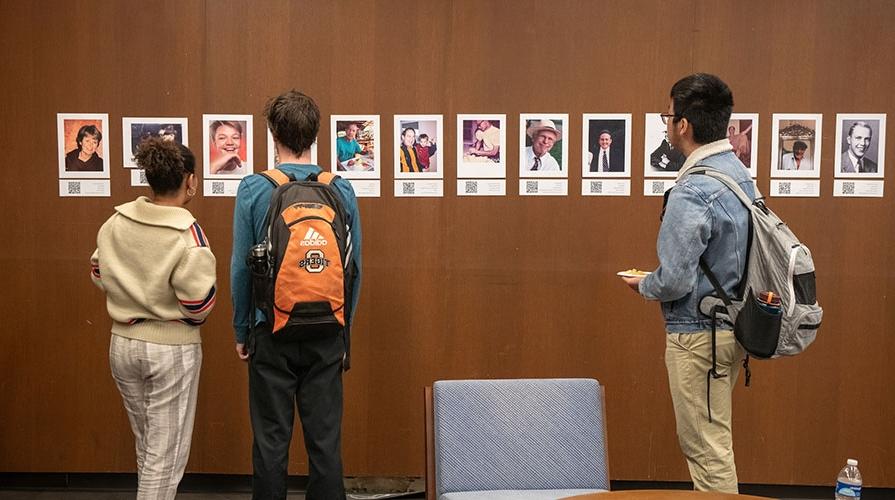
[727, 113, 758, 178]
[394, 115, 443, 180]
[331, 115, 379, 179]
[267, 128, 317, 169]
[457, 114, 506, 179]
[834, 114, 886, 179]
[643, 113, 684, 178]
[203, 114, 253, 180]
[122, 118, 188, 169]
[519, 113, 568, 178]
[57, 113, 110, 179]
[770, 114, 822, 178]
[583, 114, 631, 178]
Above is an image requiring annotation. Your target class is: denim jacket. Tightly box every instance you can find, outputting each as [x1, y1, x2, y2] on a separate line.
[639, 140, 755, 333]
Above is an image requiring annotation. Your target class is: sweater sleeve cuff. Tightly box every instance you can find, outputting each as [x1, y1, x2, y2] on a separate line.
[235, 327, 249, 345]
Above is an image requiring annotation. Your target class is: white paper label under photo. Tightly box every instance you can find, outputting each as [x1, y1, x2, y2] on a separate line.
[203, 179, 241, 197]
[833, 179, 884, 197]
[346, 179, 381, 198]
[394, 179, 444, 197]
[457, 179, 506, 196]
[769, 179, 820, 197]
[643, 179, 676, 197]
[519, 179, 568, 196]
[59, 179, 111, 197]
[582, 179, 631, 196]
[131, 169, 149, 187]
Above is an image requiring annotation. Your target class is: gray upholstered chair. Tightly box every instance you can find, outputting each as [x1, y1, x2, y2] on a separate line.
[425, 378, 610, 500]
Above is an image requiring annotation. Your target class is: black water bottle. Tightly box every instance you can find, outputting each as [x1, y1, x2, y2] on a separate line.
[249, 243, 269, 276]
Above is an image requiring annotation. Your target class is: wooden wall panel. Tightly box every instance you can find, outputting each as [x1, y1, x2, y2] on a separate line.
[1, 0, 893, 487]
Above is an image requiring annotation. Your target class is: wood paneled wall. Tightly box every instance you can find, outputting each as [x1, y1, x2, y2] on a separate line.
[1, 0, 893, 487]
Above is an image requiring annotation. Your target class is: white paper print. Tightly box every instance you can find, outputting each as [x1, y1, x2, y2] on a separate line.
[203, 179, 241, 197]
[519, 113, 569, 178]
[518, 179, 568, 196]
[833, 114, 886, 179]
[394, 179, 444, 197]
[394, 115, 444, 179]
[457, 179, 506, 197]
[582, 114, 632, 178]
[331, 115, 379, 179]
[203, 114, 253, 180]
[833, 180, 884, 197]
[728, 113, 758, 178]
[643, 179, 676, 197]
[769, 179, 820, 197]
[346, 179, 381, 198]
[57, 113, 111, 179]
[457, 114, 506, 179]
[582, 179, 631, 196]
[122, 117, 188, 168]
[58, 179, 110, 197]
[770, 114, 822, 178]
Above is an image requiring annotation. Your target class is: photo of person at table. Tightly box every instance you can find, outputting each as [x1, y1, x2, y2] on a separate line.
[64, 123, 105, 172]
[207, 120, 248, 175]
[463, 119, 501, 162]
[335, 121, 371, 171]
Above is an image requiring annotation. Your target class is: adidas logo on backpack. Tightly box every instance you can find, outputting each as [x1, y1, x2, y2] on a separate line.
[249, 169, 355, 340]
[301, 227, 329, 246]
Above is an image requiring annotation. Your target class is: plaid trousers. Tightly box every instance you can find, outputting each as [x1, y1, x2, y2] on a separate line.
[109, 334, 202, 500]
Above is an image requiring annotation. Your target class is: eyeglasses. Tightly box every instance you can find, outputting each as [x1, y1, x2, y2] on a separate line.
[660, 114, 681, 125]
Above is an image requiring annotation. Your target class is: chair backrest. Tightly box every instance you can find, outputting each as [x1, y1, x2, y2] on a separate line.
[431, 378, 609, 496]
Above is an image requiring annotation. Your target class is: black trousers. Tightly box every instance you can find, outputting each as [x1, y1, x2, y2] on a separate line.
[249, 327, 346, 500]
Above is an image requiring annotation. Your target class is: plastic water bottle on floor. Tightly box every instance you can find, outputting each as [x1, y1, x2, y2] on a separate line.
[835, 458, 862, 499]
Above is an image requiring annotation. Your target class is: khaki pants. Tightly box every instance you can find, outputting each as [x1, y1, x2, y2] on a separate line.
[665, 330, 743, 493]
[110, 335, 202, 500]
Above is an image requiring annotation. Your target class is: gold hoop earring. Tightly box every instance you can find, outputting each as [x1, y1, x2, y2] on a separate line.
[187, 188, 196, 197]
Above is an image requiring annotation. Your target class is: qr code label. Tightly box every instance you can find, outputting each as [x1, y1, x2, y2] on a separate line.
[590, 181, 603, 194]
[212, 181, 225, 194]
[778, 182, 791, 195]
[402, 182, 415, 195]
[842, 182, 855, 195]
[464, 181, 478, 194]
[525, 181, 538, 194]
[68, 182, 81, 195]
[651, 181, 665, 194]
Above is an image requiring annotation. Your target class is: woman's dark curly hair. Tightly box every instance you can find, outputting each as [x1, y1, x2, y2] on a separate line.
[135, 137, 196, 196]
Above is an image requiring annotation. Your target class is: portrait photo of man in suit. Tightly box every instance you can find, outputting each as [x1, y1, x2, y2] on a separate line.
[588, 129, 624, 173]
[840, 121, 878, 174]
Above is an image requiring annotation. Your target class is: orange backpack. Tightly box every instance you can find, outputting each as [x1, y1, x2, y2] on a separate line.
[250, 169, 354, 340]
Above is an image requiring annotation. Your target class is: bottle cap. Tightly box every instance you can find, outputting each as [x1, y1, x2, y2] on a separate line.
[847, 458, 858, 466]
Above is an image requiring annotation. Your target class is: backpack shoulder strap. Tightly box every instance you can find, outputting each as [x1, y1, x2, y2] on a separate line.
[685, 166, 759, 208]
[260, 169, 291, 187]
[316, 171, 337, 185]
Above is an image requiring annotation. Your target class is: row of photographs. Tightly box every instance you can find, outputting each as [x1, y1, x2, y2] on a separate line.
[57, 112, 887, 181]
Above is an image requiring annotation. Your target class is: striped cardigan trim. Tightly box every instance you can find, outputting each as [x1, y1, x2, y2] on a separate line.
[180, 285, 216, 313]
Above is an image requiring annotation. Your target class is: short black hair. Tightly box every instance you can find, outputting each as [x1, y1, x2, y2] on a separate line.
[135, 137, 195, 196]
[76, 125, 102, 148]
[792, 141, 808, 152]
[265, 90, 320, 156]
[418, 133, 429, 141]
[670, 73, 733, 144]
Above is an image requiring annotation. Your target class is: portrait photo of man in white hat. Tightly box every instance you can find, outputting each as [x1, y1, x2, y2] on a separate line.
[523, 118, 563, 172]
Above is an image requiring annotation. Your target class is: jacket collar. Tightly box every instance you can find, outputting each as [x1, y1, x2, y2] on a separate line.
[676, 139, 734, 181]
[115, 196, 195, 230]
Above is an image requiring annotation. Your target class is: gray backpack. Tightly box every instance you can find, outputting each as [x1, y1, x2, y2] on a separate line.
[692, 167, 823, 366]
